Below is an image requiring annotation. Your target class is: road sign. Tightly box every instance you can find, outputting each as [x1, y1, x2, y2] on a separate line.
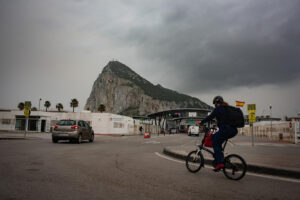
[24, 109, 30, 117]
[24, 101, 31, 110]
[249, 113, 256, 123]
[247, 104, 256, 113]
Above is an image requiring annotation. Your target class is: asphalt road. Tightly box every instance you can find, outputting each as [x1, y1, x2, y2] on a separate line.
[0, 134, 299, 200]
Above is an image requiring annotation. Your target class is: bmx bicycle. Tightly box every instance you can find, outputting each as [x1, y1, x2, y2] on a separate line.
[186, 126, 247, 180]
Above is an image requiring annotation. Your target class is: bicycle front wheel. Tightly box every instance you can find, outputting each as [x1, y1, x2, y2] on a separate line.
[223, 154, 247, 180]
[186, 150, 204, 173]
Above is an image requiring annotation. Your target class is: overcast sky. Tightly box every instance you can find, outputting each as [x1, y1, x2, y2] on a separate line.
[0, 0, 299, 118]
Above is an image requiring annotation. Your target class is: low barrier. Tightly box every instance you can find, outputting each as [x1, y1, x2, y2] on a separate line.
[240, 121, 298, 143]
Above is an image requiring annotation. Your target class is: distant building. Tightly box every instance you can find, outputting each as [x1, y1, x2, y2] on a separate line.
[286, 113, 300, 122]
[0, 109, 135, 135]
[244, 115, 281, 125]
[147, 108, 211, 133]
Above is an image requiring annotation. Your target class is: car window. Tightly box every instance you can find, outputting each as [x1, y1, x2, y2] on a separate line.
[57, 120, 76, 126]
[84, 121, 90, 128]
[78, 121, 84, 127]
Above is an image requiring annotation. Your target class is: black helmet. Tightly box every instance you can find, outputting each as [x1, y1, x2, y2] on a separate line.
[213, 96, 224, 104]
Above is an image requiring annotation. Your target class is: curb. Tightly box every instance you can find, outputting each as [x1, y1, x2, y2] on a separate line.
[0, 137, 27, 140]
[0, 136, 40, 140]
[163, 147, 300, 179]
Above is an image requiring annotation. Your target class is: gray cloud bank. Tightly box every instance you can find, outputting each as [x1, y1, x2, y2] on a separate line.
[117, 0, 300, 92]
[0, 0, 299, 116]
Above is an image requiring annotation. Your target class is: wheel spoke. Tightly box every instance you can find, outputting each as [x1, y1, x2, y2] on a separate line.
[223, 154, 247, 180]
[186, 150, 204, 173]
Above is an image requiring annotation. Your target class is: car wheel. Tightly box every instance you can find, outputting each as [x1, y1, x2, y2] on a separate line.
[77, 134, 82, 144]
[52, 137, 58, 143]
[89, 133, 94, 142]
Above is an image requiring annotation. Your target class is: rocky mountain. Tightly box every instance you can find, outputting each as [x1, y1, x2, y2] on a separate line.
[85, 61, 210, 116]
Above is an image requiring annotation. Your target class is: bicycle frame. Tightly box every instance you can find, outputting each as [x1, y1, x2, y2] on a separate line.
[197, 126, 229, 158]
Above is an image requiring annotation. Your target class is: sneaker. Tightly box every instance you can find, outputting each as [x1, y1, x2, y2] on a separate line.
[213, 163, 224, 172]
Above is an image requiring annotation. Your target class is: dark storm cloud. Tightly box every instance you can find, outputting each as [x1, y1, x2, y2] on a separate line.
[117, 0, 300, 92]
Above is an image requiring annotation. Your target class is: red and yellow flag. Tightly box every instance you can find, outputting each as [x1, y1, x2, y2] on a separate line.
[236, 101, 245, 107]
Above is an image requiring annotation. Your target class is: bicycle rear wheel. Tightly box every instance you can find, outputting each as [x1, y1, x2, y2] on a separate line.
[186, 150, 204, 173]
[223, 154, 247, 180]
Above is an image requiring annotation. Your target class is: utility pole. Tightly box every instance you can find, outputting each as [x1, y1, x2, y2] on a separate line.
[39, 98, 42, 110]
[270, 104, 272, 138]
[251, 123, 254, 146]
[247, 104, 256, 147]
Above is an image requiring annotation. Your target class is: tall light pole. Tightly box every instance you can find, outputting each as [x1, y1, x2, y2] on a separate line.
[269, 104, 272, 138]
[39, 98, 42, 110]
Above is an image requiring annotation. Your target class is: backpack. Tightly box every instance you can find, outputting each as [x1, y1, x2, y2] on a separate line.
[225, 106, 245, 128]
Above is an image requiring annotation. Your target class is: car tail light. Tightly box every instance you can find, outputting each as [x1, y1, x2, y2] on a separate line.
[71, 126, 78, 130]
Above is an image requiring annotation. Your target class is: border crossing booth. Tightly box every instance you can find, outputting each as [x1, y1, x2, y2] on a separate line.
[147, 108, 211, 134]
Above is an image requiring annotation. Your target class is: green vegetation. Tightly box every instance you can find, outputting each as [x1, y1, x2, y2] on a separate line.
[44, 101, 51, 112]
[119, 82, 134, 87]
[56, 103, 64, 112]
[119, 106, 140, 116]
[98, 104, 106, 113]
[18, 102, 25, 111]
[70, 98, 79, 112]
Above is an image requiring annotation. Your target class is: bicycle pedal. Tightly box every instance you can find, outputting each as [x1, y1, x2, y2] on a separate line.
[213, 163, 225, 172]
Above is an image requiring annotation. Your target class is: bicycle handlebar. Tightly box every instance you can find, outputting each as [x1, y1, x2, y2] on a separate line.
[200, 125, 229, 150]
[201, 125, 217, 134]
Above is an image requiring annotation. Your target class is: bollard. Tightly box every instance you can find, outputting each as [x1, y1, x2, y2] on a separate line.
[144, 132, 150, 138]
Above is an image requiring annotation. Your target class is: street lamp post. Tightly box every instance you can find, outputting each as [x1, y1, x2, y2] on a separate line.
[269, 104, 272, 138]
[39, 98, 42, 110]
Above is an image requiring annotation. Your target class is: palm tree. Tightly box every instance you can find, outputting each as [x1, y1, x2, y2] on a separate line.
[44, 101, 51, 111]
[18, 102, 25, 110]
[98, 104, 106, 113]
[31, 107, 37, 111]
[70, 98, 79, 112]
[56, 103, 63, 112]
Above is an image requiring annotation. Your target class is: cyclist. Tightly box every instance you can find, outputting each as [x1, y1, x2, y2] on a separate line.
[139, 126, 144, 135]
[200, 96, 238, 171]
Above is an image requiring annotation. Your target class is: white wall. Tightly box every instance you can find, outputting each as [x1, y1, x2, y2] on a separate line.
[240, 121, 296, 142]
[0, 111, 15, 131]
[91, 113, 134, 135]
[0, 110, 135, 135]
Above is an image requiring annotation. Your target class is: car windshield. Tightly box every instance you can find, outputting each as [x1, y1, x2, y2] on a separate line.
[57, 120, 76, 126]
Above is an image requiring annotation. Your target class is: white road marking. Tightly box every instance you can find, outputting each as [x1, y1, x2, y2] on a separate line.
[145, 141, 161, 144]
[246, 172, 300, 184]
[155, 152, 300, 184]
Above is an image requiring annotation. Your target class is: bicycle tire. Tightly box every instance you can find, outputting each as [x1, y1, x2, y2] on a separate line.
[186, 150, 204, 173]
[223, 154, 247, 180]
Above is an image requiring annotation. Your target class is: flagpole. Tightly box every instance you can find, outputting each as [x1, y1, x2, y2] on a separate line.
[236, 100, 245, 136]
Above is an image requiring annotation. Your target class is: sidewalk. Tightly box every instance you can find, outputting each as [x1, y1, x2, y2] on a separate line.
[0, 131, 51, 140]
[164, 136, 300, 179]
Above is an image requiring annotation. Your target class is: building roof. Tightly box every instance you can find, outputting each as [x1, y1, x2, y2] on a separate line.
[147, 108, 211, 118]
[132, 116, 149, 120]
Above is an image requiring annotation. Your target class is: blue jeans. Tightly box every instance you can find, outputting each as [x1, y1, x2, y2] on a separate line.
[212, 125, 238, 164]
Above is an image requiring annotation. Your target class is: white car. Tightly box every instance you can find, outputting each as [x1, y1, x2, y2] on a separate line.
[188, 126, 199, 136]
